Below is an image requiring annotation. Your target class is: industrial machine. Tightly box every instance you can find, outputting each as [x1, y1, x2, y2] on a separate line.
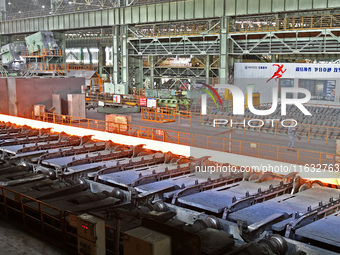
[25, 31, 58, 53]
[157, 98, 190, 111]
[0, 42, 26, 74]
[22, 31, 64, 75]
[0, 31, 64, 76]
[124, 227, 171, 255]
[144, 89, 191, 110]
[77, 214, 105, 255]
[0, 117, 339, 255]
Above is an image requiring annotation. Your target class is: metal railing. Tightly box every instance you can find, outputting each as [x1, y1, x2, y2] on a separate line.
[137, 107, 340, 144]
[67, 64, 98, 71]
[21, 49, 65, 58]
[34, 112, 336, 167]
[196, 114, 340, 144]
[0, 186, 119, 254]
[229, 14, 340, 33]
[24, 63, 66, 74]
[86, 93, 140, 107]
[130, 88, 146, 96]
[0, 186, 67, 249]
[141, 107, 176, 123]
[73, 95, 340, 144]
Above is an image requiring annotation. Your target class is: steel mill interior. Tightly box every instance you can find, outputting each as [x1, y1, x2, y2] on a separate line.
[1, 1, 340, 255]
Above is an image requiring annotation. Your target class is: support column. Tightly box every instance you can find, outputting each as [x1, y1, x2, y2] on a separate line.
[219, 16, 229, 85]
[98, 29, 105, 76]
[133, 56, 143, 89]
[138, 57, 143, 88]
[87, 48, 93, 66]
[205, 56, 210, 84]
[0, 0, 6, 21]
[60, 33, 66, 68]
[98, 45, 105, 76]
[149, 56, 155, 89]
[112, 26, 120, 84]
[80, 47, 84, 64]
[120, 25, 128, 93]
[0, 36, 7, 48]
[54, 32, 66, 69]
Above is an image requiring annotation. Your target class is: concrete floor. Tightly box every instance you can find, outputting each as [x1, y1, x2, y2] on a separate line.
[0, 220, 69, 255]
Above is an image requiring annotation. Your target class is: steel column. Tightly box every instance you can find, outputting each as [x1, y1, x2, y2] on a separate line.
[137, 56, 143, 89]
[127, 56, 143, 89]
[80, 47, 84, 64]
[121, 25, 129, 92]
[149, 56, 155, 89]
[87, 48, 93, 65]
[0, 0, 6, 21]
[0, 35, 8, 48]
[59, 33, 66, 69]
[219, 17, 229, 85]
[98, 45, 105, 76]
[205, 56, 210, 84]
[112, 25, 120, 85]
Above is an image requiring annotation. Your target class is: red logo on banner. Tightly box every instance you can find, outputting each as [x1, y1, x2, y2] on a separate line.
[267, 64, 286, 83]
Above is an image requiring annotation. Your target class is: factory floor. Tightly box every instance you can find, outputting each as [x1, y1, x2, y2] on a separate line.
[86, 109, 336, 155]
[0, 220, 68, 255]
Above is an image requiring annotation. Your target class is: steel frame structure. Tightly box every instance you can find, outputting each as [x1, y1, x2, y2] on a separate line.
[3, 1, 340, 88]
[229, 29, 340, 56]
[128, 35, 220, 56]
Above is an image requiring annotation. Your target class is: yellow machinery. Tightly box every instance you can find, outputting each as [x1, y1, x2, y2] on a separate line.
[225, 88, 260, 108]
[245, 93, 260, 108]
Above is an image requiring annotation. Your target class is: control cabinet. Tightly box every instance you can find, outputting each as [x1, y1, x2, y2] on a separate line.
[124, 226, 171, 255]
[77, 213, 105, 255]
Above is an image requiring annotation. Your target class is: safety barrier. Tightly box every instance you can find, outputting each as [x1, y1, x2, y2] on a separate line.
[189, 113, 340, 144]
[33, 112, 336, 167]
[67, 64, 98, 71]
[21, 49, 64, 57]
[86, 94, 140, 108]
[141, 107, 176, 123]
[82, 98, 340, 144]
[25, 63, 66, 74]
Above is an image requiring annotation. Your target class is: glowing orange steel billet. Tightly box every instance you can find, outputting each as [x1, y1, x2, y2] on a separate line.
[0, 114, 338, 185]
[0, 114, 190, 156]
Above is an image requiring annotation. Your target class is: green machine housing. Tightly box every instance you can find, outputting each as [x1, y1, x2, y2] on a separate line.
[0, 42, 27, 73]
[25, 31, 59, 53]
